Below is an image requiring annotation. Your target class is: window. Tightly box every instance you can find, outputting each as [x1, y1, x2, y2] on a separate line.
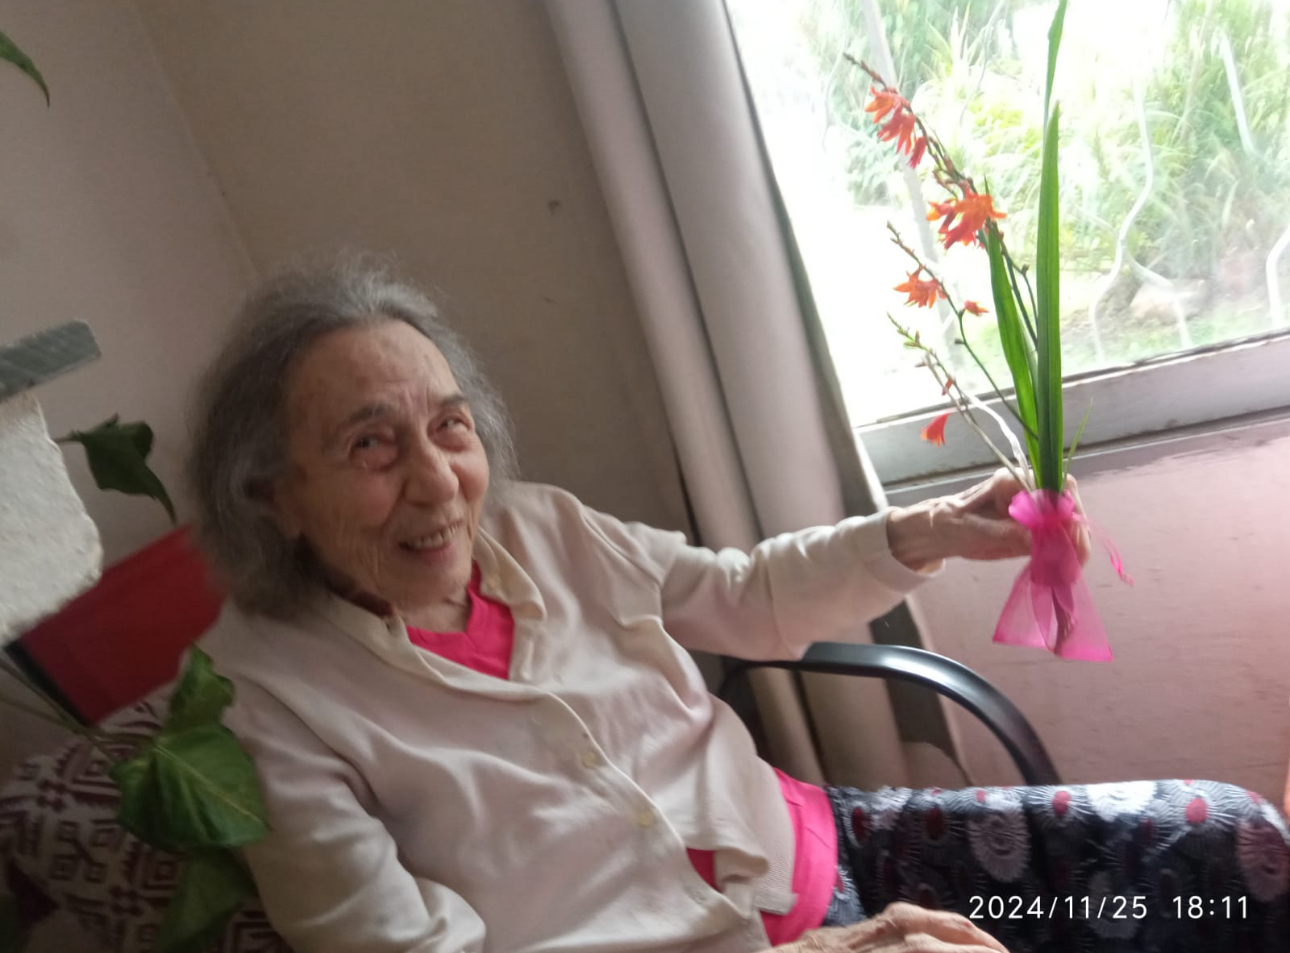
[729, 0, 1290, 482]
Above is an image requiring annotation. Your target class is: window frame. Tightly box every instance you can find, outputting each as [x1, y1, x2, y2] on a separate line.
[858, 330, 1290, 485]
[724, 0, 1290, 485]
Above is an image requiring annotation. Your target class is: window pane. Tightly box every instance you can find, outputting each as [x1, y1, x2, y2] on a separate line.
[729, 0, 1290, 425]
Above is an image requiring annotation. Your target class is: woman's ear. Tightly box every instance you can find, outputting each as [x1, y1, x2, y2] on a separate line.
[250, 475, 303, 540]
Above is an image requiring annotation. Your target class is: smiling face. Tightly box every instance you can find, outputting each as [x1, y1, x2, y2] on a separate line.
[269, 319, 490, 627]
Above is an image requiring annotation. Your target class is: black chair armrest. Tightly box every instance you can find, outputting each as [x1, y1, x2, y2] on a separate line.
[717, 642, 1060, 786]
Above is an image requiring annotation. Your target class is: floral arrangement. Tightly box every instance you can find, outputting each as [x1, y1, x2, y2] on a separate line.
[860, 0, 1129, 660]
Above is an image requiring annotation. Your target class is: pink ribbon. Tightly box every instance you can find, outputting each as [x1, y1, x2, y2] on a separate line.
[992, 489, 1131, 661]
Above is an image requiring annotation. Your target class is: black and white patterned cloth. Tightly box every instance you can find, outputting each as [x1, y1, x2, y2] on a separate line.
[823, 780, 1290, 952]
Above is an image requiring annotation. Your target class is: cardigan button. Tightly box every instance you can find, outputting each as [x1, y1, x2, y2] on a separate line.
[636, 809, 656, 828]
[581, 750, 600, 768]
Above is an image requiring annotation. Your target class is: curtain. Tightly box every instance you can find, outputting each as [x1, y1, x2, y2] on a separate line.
[546, 0, 958, 789]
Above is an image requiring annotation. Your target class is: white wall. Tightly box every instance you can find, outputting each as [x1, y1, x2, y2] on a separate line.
[132, 0, 689, 532]
[894, 416, 1290, 803]
[0, 0, 253, 564]
[0, 4, 253, 946]
[0, 0, 249, 755]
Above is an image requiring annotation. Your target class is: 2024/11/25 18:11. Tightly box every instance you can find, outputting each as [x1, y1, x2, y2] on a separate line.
[1173, 896, 1249, 919]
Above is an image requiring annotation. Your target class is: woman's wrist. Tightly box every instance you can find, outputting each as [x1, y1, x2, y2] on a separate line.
[885, 503, 946, 573]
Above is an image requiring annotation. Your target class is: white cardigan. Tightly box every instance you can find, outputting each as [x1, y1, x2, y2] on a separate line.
[200, 482, 930, 953]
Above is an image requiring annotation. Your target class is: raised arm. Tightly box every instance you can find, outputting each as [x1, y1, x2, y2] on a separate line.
[580, 471, 1056, 661]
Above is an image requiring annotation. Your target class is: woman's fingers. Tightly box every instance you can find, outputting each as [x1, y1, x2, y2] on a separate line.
[950, 513, 1031, 561]
[809, 903, 1009, 953]
[868, 904, 1010, 952]
[889, 468, 1100, 567]
[1063, 475, 1093, 565]
[788, 904, 1012, 953]
[882, 943, 1010, 953]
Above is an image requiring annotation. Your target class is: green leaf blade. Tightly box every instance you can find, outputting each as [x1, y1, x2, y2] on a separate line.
[154, 851, 255, 953]
[64, 417, 176, 522]
[985, 227, 1040, 473]
[1065, 401, 1092, 475]
[1035, 104, 1064, 490]
[0, 30, 48, 105]
[1043, 0, 1069, 128]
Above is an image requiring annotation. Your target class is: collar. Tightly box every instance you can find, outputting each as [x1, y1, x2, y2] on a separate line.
[300, 527, 544, 694]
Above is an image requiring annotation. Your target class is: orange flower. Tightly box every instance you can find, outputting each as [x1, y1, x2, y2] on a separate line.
[864, 86, 909, 123]
[867, 85, 920, 160]
[893, 269, 943, 308]
[927, 189, 1006, 248]
[908, 135, 928, 169]
[920, 411, 951, 446]
[962, 300, 989, 315]
[878, 110, 917, 156]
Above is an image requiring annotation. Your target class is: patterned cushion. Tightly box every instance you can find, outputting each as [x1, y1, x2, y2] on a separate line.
[0, 692, 290, 953]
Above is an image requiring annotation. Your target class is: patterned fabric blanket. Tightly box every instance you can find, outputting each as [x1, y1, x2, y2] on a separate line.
[4, 694, 1288, 952]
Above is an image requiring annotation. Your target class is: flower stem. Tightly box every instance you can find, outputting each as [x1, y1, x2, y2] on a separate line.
[887, 224, 1036, 437]
[1005, 253, 1039, 347]
[0, 654, 120, 763]
[887, 314, 1029, 487]
[0, 692, 74, 731]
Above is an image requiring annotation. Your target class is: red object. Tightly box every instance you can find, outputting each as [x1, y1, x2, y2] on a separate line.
[17, 526, 224, 724]
[406, 565, 514, 679]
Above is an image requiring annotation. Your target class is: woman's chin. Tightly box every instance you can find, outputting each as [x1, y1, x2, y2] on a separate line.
[391, 539, 473, 597]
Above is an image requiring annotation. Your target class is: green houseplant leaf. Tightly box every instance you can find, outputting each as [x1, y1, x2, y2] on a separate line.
[111, 650, 268, 853]
[154, 850, 256, 953]
[61, 415, 177, 522]
[0, 29, 48, 105]
[165, 647, 236, 734]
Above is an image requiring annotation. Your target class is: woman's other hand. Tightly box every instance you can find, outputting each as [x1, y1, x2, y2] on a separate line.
[886, 469, 1091, 572]
[774, 902, 1010, 952]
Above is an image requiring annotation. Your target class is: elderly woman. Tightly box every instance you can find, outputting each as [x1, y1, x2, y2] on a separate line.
[189, 260, 1286, 953]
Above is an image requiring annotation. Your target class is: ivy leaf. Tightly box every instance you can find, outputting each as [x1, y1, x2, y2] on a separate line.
[0, 895, 28, 953]
[0, 30, 48, 105]
[154, 851, 255, 953]
[165, 649, 235, 734]
[62, 415, 177, 523]
[111, 723, 269, 852]
[112, 652, 268, 853]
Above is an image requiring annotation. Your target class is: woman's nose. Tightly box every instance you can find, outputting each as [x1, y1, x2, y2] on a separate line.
[404, 440, 458, 504]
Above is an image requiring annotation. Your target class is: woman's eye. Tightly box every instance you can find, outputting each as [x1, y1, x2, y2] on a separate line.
[350, 435, 397, 466]
[441, 416, 469, 431]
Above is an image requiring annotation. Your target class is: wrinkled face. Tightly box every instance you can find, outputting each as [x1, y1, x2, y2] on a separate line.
[269, 319, 489, 618]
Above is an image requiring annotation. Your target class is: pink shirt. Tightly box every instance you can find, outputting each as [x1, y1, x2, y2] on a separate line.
[407, 564, 836, 944]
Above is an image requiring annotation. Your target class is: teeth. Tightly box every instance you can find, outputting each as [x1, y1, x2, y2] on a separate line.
[404, 524, 457, 550]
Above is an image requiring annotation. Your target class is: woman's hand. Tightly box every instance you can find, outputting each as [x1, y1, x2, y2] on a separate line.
[774, 902, 1010, 952]
[886, 470, 1091, 572]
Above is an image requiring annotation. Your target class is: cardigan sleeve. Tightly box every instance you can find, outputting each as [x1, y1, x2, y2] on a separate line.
[225, 678, 486, 953]
[579, 500, 933, 661]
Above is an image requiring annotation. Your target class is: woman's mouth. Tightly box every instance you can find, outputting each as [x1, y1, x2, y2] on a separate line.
[399, 522, 461, 553]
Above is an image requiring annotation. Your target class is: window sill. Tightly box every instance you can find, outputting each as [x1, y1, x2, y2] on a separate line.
[858, 330, 1290, 487]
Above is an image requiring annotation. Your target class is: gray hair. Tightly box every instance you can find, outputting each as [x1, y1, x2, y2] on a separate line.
[186, 255, 517, 618]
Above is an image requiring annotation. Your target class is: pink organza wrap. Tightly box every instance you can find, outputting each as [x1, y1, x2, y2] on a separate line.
[993, 489, 1131, 661]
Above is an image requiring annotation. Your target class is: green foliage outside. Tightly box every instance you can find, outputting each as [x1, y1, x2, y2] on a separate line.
[800, 0, 1290, 391]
